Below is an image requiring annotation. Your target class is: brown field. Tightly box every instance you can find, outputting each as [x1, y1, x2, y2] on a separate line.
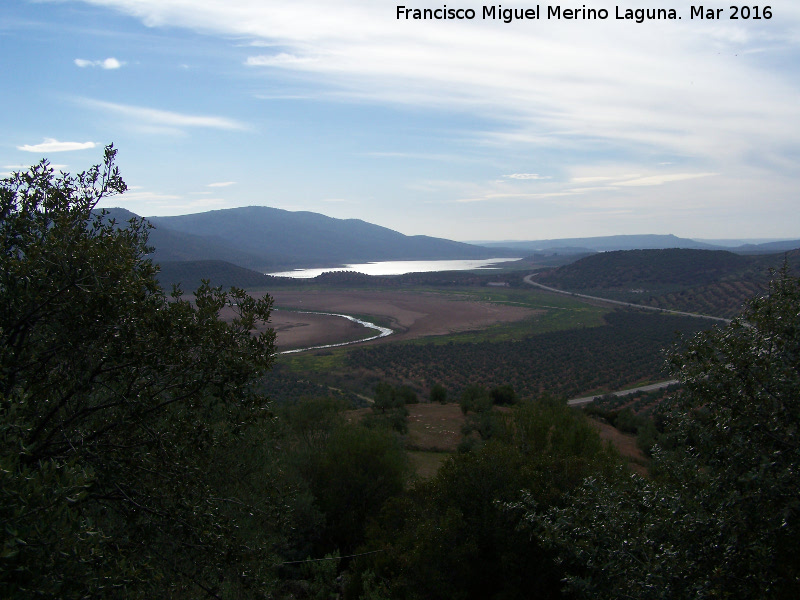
[261, 289, 540, 350]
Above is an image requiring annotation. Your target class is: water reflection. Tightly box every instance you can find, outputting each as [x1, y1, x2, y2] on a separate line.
[268, 258, 519, 279]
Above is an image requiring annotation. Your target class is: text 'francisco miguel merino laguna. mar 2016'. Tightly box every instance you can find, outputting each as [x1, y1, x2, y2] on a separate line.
[396, 5, 774, 24]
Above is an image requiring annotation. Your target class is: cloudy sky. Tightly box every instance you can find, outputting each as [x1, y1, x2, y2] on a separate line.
[2, 1, 799, 241]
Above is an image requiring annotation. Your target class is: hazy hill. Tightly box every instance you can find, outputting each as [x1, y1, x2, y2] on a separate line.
[536, 248, 754, 289]
[477, 234, 718, 253]
[146, 206, 513, 270]
[732, 239, 800, 254]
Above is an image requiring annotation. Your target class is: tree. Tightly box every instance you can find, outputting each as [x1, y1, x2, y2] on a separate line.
[430, 383, 447, 404]
[302, 423, 409, 556]
[0, 147, 278, 598]
[490, 383, 517, 406]
[521, 267, 800, 599]
[366, 382, 409, 433]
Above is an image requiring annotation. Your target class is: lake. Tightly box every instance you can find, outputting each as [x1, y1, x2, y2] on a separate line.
[268, 258, 520, 279]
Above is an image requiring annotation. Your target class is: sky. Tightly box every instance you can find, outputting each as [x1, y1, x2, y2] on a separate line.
[2, 1, 799, 241]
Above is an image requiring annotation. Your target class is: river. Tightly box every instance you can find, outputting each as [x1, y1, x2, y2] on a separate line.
[277, 311, 393, 355]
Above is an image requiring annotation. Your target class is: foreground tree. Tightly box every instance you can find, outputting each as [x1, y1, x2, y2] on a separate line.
[0, 147, 278, 598]
[521, 266, 800, 598]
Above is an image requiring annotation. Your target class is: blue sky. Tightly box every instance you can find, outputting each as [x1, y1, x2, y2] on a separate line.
[2, 1, 799, 241]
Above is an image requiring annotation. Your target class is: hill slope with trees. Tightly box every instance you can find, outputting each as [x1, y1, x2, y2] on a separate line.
[534, 248, 800, 317]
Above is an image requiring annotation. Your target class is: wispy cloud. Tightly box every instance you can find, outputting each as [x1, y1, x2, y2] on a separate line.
[206, 181, 237, 187]
[617, 172, 718, 187]
[505, 174, 550, 180]
[75, 57, 124, 69]
[245, 53, 315, 67]
[79, 99, 247, 133]
[18, 139, 96, 152]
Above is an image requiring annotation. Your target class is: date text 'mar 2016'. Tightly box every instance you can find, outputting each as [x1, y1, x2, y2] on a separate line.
[691, 5, 772, 19]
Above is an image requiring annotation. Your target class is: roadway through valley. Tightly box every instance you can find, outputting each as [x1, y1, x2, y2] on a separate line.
[522, 273, 725, 405]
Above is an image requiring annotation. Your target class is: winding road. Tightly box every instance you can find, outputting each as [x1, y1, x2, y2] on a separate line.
[523, 273, 731, 323]
[522, 272, 727, 404]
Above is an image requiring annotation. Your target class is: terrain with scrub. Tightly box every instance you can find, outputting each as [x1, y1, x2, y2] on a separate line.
[250, 276, 717, 475]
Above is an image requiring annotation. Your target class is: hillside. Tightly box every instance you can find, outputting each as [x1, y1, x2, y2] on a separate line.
[155, 260, 282, 291]
[535, 248, 800, 318]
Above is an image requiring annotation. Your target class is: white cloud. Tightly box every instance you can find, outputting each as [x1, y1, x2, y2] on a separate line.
[206, 181, 237, 187]
[505, 174, 550, 180]
[60, 0, 800, 168]
[245, 53, 315, 67]
[75, 57, 125, 69]
[18, 139, 96, 152]
[79, 98, 247, 132]
[616, 172, 718, 187]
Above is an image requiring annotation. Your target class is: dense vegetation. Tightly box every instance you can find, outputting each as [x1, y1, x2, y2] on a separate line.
[1, 149, 279, 597]
[347, 310, 715, 399]
[156, 259, 279, 290]
[517, 266, 800, 598]
[3, 150, 798, 598]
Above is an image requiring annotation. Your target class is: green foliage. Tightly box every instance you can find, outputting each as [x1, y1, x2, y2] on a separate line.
[365, 382, 410, 433]
[430, 383, 447, 404]
[523, 267, 800, 599]
[301, 423, 410, 556]
[278, 396, 349, 452]
[489, 383, 517, 406]
[0, 148, 278, 597]
[355, 399, 619, 600]
[459, 384, 491, 414]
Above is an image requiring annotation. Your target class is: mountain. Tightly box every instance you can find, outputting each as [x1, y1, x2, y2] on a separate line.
[143, 206, 515, 271]
[98, 207, 272, 270]
[475, 234, 720, 253]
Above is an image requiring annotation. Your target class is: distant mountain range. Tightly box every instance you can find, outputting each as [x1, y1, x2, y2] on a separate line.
[475, 234, 800, 254]
[99, 206, 799, 293]
[101, 206, 518, 273]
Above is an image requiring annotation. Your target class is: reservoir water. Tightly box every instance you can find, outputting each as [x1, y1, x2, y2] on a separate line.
[268, 257, 519, 279]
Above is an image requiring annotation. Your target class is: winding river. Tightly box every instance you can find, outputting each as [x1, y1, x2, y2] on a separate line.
[277, 311, 393, 355]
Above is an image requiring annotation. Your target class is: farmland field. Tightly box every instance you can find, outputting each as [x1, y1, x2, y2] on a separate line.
[266, 288, 544, 350]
